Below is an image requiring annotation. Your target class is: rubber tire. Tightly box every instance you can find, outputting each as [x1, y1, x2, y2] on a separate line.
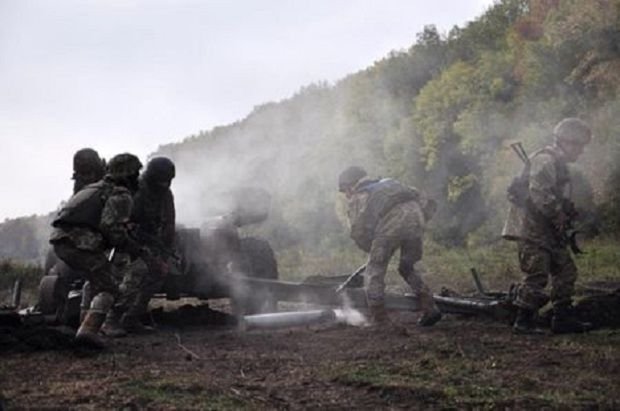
[37, 275, 61, 316]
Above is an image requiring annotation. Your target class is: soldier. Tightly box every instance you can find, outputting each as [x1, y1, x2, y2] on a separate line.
[101, 156, 176, 336]
[72, 148, 106, 194]
[503, 117, 593, 334]
[40, 148, 107, 320]
[338, 166, 442, 327]
[49, 153, 144, 347]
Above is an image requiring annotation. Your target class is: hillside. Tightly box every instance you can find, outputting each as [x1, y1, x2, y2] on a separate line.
[155, 0, 620, 257]
[1, 0, 619, 266]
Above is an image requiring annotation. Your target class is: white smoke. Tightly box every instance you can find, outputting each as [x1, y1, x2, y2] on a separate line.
[334, 307, 368, 327]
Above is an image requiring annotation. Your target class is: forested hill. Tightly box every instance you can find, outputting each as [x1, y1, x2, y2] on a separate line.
[155, 0, 620, 256]
[2, 0, 619, 264]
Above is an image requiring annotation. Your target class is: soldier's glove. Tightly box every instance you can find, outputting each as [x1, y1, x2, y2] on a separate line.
[553, 212, 570, 234]
[124, 237, 146, 261]
[563, 200, 579, 220]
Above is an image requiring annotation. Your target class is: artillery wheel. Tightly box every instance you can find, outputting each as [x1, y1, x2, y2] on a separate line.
[238, 236, 279, 314]
[37, 275, 63, 323]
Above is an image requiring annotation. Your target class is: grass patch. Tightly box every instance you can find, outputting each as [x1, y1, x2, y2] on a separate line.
[0, 258, 43, 306]
[327, 358, 515, 408]
[120, 378, 251, 410]
[325, 331, 620, 409]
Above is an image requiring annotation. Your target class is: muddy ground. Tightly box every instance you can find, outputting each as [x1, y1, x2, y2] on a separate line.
[1, 301, 619, 411]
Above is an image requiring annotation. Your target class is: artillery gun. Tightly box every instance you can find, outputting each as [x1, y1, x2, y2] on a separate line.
[36, 187, 280, 326]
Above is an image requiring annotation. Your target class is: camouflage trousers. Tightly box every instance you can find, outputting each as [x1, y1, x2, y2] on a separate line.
[52, 240, 119, 298]
[365, 235, 432, 309]
[114, 254, 167, 318]
[363, 201, 432, 309]
[514, 241, 578, 311]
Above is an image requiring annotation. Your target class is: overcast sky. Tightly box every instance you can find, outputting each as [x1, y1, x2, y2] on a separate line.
[0, 0, 494, 221]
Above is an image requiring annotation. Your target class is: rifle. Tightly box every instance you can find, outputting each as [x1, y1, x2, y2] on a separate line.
[335, 264, 366, 294]
[510, 142, 530, 166]
[509, 142, 583, 254]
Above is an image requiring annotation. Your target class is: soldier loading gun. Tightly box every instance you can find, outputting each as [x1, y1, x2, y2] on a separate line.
[100, 156, 178, 337]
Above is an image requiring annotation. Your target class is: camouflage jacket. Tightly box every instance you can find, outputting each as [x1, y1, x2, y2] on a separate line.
[130, 179, 176, 248]
[50, 177, 137, 253]
[502, 144, 572, 247]
[347, 176, 426, 252]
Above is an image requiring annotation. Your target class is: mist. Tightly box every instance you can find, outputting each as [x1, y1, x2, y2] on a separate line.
[1, 1, 619, 273]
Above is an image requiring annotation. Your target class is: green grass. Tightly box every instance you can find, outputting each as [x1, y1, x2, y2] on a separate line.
[324, 331, 620, 409]
[0, 258, 43, 306]
[120, 378, 251, 410]
[277, 237, 620, 296]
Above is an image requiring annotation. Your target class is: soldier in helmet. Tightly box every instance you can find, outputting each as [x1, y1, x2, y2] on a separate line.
[72, 148, 106, 194]
[49, 153, 144, 347]
[40, 148, 107, 318]
[44, 148, 106, 273]
[338, 166, 442, 327]
[101, 156, 177, 336]
[503, 117, 594, 334]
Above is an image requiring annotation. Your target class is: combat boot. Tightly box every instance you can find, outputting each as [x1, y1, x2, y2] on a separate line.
[367, 305, 390, 326]
[75, 291, 114, 348]
[417, 293, 442, 327]
[100, 311, 128, 338]
[121, 313, 155, 334]
[75, 310, 107, 348]
[512, 308, 545, 335]
[551, 302, 593, 334]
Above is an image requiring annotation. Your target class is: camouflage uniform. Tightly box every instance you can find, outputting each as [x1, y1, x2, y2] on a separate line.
[120, 178, 176, 320]
[503, 144, 579, 310]
[503, 117, 593, 334]
[50, 153, 143, 346]
[344, 174, 440, 325]
[107, 157, 176, 333]
[41, 148, 106, 315]
[50, 178, 138, 298]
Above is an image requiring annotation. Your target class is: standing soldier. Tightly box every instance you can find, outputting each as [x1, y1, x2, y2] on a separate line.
[338, 166, 441, 327]
[49, 153, 144, 347]
[503, 117, 594, 334]
[101, 156, 176, 336]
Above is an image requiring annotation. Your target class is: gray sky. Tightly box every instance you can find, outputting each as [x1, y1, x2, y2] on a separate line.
[0, 0, 493, 221]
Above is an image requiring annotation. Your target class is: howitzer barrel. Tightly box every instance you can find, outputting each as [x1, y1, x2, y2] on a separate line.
[241, 309, 337, 330]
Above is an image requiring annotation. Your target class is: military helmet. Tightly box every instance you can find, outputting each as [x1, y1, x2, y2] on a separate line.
[553, 117, 592, 145]
[144, 156, 176, 183]
[73, 148, 104, 177]
[338, 166, 367, 192]
[107, 153, 143, 179]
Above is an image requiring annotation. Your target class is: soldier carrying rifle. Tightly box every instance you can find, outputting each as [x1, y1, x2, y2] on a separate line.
[502, 118, 594, 334]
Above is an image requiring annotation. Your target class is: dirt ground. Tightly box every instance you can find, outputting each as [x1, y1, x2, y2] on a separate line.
[1, 301, 619, 411]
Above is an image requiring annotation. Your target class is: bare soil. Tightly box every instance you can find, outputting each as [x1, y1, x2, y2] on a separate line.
[1, 302, 619, 410]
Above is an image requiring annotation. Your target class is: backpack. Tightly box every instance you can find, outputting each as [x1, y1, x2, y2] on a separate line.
[506, 147, 568, 208]
[507, 164, 531, 208]
[350, 178, 420, 251]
